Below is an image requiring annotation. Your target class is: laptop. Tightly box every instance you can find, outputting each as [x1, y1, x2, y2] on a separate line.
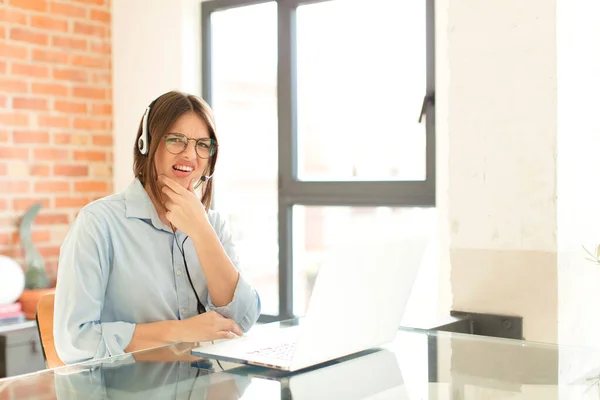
[191, 237, 428, 372]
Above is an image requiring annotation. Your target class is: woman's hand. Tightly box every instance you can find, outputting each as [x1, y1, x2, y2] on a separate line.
[126, 313, 242, 354]
[178, 311, 243, 343]
[159, 175, 208, 236]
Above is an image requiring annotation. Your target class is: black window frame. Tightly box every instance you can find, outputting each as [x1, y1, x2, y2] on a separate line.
[201, 0, 435, 322]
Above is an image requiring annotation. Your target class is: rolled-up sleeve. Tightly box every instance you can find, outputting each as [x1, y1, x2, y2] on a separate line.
[54, 209, 136, 365]
[205, 217, 261, 332]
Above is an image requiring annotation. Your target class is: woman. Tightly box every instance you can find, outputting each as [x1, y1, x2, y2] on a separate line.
[54, 91, 261, 365]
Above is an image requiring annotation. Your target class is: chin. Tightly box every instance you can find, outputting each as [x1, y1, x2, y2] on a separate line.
[179, 175, 199, 189]
[160, 168, 198, 188]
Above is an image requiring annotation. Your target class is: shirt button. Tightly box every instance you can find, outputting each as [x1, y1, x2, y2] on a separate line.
[176, 270, 182, 276]
[181, 308, 186, 314]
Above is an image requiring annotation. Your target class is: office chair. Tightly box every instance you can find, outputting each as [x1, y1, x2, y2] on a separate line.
[35, 293, 65, 368]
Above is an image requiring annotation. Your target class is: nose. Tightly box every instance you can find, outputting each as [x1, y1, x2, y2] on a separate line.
[182, 141, 197, 159]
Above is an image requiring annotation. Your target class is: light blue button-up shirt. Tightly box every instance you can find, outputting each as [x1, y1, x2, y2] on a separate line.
[54, 178, 261, 365]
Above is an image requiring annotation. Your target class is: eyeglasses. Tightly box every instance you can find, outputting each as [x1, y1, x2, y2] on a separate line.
[164, 133, 217, 159]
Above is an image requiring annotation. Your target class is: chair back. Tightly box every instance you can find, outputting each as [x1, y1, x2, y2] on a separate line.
[36, 292, 65, 368]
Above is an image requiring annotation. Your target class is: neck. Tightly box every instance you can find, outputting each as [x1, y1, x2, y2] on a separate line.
[143, 182, 172, 228]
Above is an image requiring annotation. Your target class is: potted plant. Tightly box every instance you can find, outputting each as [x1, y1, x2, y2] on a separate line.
[17, 203, 55, 320]
[583, 245, 600, 266]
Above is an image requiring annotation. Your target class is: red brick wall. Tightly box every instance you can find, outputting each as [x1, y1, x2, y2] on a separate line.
[0, 0, 113, 282]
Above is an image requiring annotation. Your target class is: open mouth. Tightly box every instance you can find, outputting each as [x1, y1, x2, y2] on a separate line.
[173, 164, 194, 173]
[172, 164, 195, 178]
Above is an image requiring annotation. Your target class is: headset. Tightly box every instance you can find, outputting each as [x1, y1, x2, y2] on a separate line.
[138, 99, 214, 316]
[138, 105, 151, 156]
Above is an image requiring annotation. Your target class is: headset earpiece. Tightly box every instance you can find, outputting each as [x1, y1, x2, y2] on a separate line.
[138, 106, 151, 155]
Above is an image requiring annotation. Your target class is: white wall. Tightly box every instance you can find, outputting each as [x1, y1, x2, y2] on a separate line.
[111, 0, 201, 192]
[441, 0, 558, 342]
[556, 0, 600, 385]
[440, 0, 600, 351]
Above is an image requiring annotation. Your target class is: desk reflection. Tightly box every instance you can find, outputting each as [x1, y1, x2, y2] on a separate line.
[53, 348, 252, 399]
[51, 344, 408, 399]
[229, 348, 409, 400]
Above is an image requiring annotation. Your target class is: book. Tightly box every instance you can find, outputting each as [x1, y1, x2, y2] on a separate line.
[0, 312, 25, 326]
[0, 302, 22, 315]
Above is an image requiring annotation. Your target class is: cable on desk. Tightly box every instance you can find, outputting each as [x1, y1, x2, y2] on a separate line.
[210, 340, 225, 372]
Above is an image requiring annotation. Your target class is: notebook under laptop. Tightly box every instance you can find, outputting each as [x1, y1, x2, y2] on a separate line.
[191, 237, 428, 372]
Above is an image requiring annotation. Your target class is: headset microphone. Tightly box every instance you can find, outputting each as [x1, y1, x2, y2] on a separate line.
[192, 172, 214, 190]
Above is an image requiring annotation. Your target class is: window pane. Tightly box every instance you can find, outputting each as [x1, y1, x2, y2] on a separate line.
[211, 2, 278, 315]
[292, 206, 436, 319]
[296, 0, 426, 181]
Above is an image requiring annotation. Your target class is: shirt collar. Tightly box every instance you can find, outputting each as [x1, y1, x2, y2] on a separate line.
[124, 178, 172, 232]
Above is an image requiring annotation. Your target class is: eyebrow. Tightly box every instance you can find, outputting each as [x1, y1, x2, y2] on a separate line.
[167, 132, 211, 140]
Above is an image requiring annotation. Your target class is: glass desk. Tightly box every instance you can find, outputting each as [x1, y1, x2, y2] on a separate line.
[2, 319, 600, 399]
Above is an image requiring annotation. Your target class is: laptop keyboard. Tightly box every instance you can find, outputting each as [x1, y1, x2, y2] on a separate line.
[247, 342, 296, 361]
